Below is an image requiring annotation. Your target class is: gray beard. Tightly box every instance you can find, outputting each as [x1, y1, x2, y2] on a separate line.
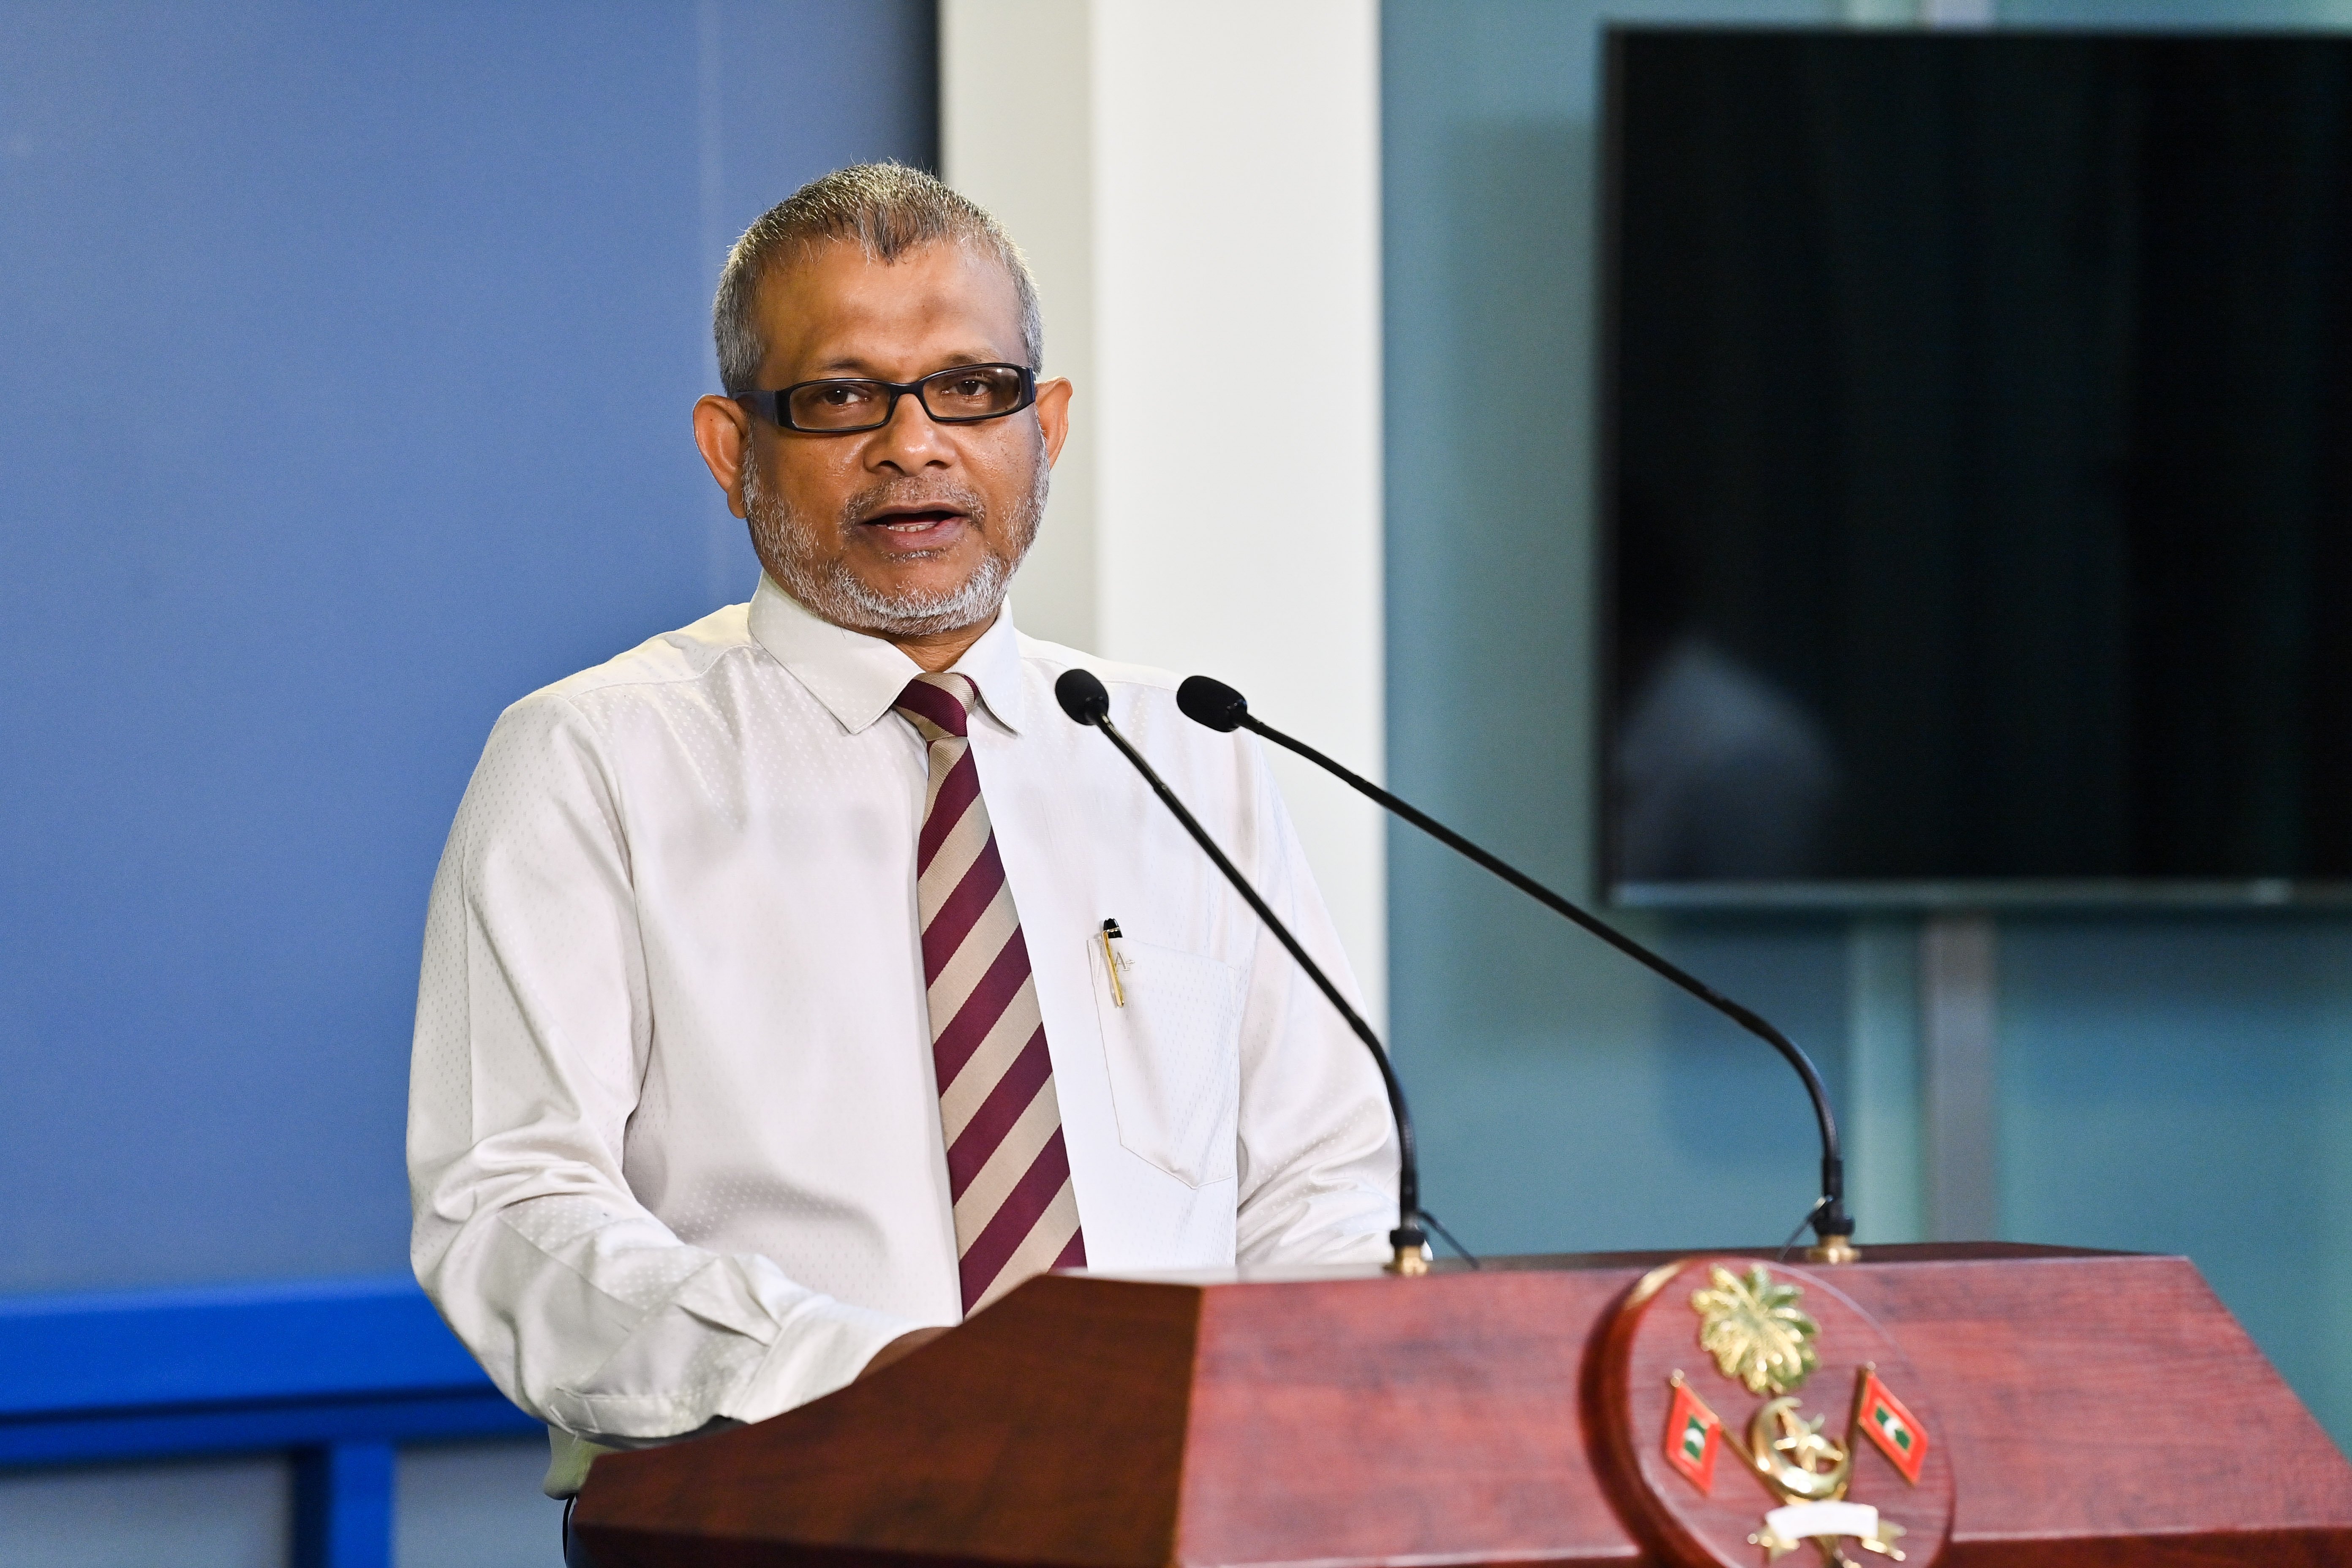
[743, 455, 1048, 639]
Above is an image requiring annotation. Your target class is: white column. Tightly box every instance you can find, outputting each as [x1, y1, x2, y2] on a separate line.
[939, 0, 1099, 653]
[943, 1, 1388, 1018]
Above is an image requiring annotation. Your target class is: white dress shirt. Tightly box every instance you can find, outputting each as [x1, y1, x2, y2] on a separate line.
[407, 575, 1396, 1494]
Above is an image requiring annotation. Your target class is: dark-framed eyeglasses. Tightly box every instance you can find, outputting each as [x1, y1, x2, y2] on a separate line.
[736, 363, 1037, 434]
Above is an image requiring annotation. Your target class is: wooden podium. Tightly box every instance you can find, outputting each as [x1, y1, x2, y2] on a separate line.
[573, 1244, 2352, 1567]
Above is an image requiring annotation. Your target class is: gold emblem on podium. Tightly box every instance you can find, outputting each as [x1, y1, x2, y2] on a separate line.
[1599, 1254, 1952, 1568]
[1685, 1265, 1912, 1565]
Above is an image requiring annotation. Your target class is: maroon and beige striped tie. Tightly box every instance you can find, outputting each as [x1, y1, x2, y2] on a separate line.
[896, 672, 1086, 1314]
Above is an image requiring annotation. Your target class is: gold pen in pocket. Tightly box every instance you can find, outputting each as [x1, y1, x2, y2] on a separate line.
[1100, 917, 1128, 1006]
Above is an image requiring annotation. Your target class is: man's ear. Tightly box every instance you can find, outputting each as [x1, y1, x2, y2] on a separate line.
[1036, 377, 1073, 468]
[693, 395, 754, 518]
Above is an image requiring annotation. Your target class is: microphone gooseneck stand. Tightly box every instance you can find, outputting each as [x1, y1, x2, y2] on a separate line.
[1052, 667, 1449, 1276]
[1174, 675, 1858, 1264]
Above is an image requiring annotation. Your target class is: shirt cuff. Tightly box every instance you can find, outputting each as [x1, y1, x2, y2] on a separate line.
[719, 1292, 923, 1428]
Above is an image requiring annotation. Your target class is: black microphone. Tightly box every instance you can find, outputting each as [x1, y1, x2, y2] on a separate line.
[1053, 667, 1450, 1276]
[1174, 674, 1858, 1263]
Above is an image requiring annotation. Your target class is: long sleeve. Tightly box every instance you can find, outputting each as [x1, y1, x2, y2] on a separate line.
[1230, 738, 1401, 1266]
[406, 693, 911, 1466]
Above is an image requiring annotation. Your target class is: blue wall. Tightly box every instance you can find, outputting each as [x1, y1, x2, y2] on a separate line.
[1383, 0, 2352, 1455]
[0, 0, 936, 1298]
[0, 2, 935, 1559]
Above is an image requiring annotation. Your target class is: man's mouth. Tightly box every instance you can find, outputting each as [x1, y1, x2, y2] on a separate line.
[858, 506, 971, 548]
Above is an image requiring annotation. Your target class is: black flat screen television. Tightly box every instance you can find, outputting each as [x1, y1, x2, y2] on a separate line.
[1600, 27, 2352, 909]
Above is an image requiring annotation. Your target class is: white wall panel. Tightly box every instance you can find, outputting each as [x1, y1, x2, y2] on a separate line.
[940, 0, 1098, 653]
[945, 0, 1388, 1015]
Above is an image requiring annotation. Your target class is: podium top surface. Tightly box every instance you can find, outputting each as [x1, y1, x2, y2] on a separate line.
[1077, 1241, 2123, 1289]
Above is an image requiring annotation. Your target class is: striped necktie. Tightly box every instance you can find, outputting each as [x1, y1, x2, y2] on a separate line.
[894, 672, 1086, 1315]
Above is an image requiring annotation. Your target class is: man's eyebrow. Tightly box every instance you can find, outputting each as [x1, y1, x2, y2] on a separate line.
[806, 350, 1006, 377]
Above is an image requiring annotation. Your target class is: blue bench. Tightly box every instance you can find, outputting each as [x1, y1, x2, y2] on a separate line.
[0, 1275, 539, 1568]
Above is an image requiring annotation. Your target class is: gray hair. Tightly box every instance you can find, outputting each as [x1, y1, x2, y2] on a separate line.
[713, 162, 1044, 395]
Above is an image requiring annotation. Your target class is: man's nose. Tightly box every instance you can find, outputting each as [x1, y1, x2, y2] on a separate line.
[866, 386, 954, 469]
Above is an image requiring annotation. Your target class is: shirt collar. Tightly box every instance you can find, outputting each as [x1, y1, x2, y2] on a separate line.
[745, 574, 1028, 736]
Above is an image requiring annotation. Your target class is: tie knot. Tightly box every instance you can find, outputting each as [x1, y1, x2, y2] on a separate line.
[896, 671, 976, 739]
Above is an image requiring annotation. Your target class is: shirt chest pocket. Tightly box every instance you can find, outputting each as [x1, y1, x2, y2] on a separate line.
[1086, 934, 1244, 1188]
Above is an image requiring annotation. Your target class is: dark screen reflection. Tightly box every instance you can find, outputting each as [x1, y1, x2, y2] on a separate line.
[1614, 495, 1839, 882]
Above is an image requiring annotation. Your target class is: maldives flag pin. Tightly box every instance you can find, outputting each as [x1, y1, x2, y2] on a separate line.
[1662, 1370, 1723, 1493]
[1852, 1364, 1930, 1484]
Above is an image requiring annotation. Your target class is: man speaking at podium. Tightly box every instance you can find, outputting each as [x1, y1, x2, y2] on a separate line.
[406, 164, 1397, 1500]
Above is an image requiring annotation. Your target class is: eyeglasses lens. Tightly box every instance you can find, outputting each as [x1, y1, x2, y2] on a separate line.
[920, 365, 1026, 421]
[786, 381, 890, 431]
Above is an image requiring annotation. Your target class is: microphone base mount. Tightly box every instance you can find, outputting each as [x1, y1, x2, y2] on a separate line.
[1387, 1222, 1432, 1276]
[1805, 1233, 1861, 1266]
